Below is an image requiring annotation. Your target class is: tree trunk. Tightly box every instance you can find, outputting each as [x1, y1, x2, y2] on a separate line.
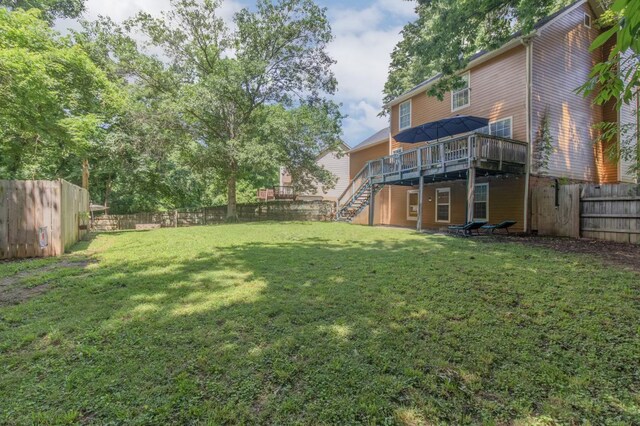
[226, 169, 239, 222]
[104, 175, 112, 208]
[82, 159, 90, 190]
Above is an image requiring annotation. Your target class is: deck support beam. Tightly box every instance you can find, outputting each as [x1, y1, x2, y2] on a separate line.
[368, 180, 375, 226]
[417, 176, 424, 232]
[466, 167, 476, 223]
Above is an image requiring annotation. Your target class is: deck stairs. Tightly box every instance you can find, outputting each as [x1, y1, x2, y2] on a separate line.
[335, 179, 381, 222]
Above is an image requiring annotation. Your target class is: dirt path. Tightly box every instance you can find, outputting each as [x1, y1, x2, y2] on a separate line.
[486, 235, 640, 273]
[0, 260, 93, 306]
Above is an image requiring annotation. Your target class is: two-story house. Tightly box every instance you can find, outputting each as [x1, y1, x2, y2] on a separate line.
[339, 0, 638, 232]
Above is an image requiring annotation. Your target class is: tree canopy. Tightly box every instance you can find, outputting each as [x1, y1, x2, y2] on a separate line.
[0, 8, 119, 179]
[0, 0, 85, 19]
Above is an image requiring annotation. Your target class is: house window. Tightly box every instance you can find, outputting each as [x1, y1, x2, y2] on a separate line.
[436, 188, 450, 223]
[478, 117, 513, 138]
[392, 147, 403, 155]
[474, 183, 489, 221]
[399, 100, 411, 130]
[490, 117, 512, 138]
[451, 72, 470, 111]
[583, 13, 592, 28]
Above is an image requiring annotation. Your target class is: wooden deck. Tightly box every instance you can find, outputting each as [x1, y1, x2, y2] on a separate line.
[337, 133, 528, 223]
[368, 133, 527, 185]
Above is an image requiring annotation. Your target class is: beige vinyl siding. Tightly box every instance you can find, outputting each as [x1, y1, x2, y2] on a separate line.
[309, 151, 350, 201]
[531, 2, 603, 181]
[390, 46, 527, 151]
[619, 95, 638, 183]
[349, 141, 389, 179]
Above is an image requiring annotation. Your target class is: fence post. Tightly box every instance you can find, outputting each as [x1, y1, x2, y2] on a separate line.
[174, 209, 178, 228]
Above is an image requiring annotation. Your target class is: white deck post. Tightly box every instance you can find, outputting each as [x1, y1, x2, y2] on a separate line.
[368, 180, 375, 226]
[417, 176, 424, 232]
[466, 168, 476, 223]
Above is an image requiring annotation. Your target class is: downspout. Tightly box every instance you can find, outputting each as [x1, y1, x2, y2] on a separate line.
[522, 35, 534, 233]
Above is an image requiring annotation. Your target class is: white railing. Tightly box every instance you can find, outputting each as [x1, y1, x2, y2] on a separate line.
[337, 133, 528, 211]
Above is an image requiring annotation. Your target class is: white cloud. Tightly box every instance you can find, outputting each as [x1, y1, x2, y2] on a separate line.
[328, 0, 415, 145]
[56, 0, 244, 32]
[342, 100, 389, 145]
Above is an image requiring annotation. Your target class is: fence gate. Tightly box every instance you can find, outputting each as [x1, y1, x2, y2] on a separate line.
[531, 183, 580, 238]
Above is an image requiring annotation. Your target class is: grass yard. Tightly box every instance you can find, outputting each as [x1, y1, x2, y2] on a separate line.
[1, 223, 639, 424]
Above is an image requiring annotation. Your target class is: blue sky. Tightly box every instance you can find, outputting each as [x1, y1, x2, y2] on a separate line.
[57, 0, 417, 147]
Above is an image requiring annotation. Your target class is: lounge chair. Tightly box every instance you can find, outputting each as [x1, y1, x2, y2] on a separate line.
[481, 220, 517, 234]
[448, 221, 488, 236]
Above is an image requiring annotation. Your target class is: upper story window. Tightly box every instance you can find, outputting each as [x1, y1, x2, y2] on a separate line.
[478, 117, 512, 139]
[399, 100, 411, 130]
[451, 72, 470, 111]
[490, 117, 512, 138]
[583, 13, 592, 28]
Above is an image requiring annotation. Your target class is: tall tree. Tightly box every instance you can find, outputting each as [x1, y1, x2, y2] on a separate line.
[384, 0, 574, 104]
[0, 8, 119, 179]
[0, 0, 85, 20]
[123, 0, 342, 220]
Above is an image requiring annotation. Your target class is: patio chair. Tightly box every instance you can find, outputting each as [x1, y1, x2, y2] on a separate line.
[481, 220, 517, 234]
[447, 221, 488, 237]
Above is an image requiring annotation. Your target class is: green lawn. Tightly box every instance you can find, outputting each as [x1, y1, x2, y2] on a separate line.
[1, 223, 639, 424]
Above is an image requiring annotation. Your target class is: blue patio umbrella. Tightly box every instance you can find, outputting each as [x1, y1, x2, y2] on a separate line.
[394, 115, 489, 143]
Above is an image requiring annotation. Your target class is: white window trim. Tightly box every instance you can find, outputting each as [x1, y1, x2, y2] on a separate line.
[435, 187, 451, 223]
[473, 183, 489, 221]
[451, 72, 470, 112]
[583, 13, 592, 29]
[489, 116, 513, 139]
[406, 189, 419, 221]
[392, 147, 403, 155]
[399, 100, 412, 131]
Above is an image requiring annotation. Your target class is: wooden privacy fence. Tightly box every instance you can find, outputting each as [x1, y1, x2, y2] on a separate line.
[532, 183, 640, 244]
[580, 184, 640, 244]
[0, 180, 90, 259]
[92, 200, 336, 232]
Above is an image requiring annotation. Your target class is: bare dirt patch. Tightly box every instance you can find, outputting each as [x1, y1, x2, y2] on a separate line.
[485, 235, 640, 273]
[0, 260, 94, 306]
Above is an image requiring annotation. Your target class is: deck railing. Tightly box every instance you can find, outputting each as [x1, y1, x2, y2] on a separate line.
[338, 133, 528, 209]
[273, 186, 296, 200]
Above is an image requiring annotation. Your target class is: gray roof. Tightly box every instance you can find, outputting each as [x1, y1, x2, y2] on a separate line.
[350, 127, 389, 152]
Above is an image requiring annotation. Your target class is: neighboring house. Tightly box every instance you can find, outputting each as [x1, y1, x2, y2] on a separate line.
[339, 0, 638, 232]
[280, 143, 350, 202]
